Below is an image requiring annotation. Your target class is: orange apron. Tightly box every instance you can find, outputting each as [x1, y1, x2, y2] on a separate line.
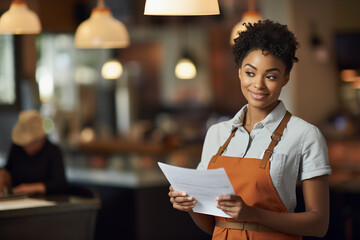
[208, 112, 301, 240]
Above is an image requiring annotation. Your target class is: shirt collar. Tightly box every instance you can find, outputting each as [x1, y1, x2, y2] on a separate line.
[230, 101, 287, 133]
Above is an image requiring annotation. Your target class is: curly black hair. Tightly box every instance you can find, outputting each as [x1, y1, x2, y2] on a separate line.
[232, 19, 299, 73]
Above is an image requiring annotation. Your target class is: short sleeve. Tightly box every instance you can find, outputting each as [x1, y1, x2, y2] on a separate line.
[299, 126, 332, 181]
[197, 125, 216, 170]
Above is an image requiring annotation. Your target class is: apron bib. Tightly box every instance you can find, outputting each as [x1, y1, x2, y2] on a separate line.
[208, 111, 301, 240]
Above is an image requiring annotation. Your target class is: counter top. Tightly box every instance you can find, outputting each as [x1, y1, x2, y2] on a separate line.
[66, 167, 168, 188]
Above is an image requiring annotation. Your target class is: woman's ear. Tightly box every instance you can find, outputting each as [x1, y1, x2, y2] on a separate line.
[238, 68, 242, 79]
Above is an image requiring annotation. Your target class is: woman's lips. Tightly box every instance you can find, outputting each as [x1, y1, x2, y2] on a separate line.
[250, 91, 269, 100]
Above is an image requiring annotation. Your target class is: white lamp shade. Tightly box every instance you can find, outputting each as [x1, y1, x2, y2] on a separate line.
[175, 58, 197, 79]
[102, 60, 123, 79]
[0, 0, 41, 35]
[144, 0, 220, 16]
[230, 11, 262, 45]
[75, 7, 130, 49]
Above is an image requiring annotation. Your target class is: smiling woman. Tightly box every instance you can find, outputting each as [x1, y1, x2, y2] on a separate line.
[168, 20, 331, 240]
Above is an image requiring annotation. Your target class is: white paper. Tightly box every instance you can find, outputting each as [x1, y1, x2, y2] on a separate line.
[0, 198, 56, 210]
[158, 162, 234, 218]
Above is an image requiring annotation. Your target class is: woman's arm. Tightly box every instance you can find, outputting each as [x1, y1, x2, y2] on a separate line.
[169, 186, 215, 234]
[188, 211, 215, 235]
[0, 168, 12, 194]
[12, 182, 46, 195]
[217, 175, 330, 237]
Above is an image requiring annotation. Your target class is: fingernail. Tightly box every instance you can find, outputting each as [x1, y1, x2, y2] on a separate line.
[188, 196, 193, 200]
[182, 192, 186, 196]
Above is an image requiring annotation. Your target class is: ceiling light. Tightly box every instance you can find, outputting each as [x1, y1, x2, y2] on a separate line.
[0, 0, 41, 35]
[144, 0, 220, 16]
[74, 0, 130, 49]
[102, 59, 123, 79]
[230, 0, 262, 45]
[175, 53, 197, 80]
[340, 69, 358, 82]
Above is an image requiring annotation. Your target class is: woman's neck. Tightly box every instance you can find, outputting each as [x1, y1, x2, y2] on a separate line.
[243, 101, 279, 132]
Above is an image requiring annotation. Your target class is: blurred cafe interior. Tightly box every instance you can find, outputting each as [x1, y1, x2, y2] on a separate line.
[0, 0, 360, 239]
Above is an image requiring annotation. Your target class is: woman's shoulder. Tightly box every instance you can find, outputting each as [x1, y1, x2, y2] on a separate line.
[286, 115, 326, 142]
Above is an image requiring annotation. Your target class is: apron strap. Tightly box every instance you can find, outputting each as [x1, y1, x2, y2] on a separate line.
[260, 111, 292, 169]
[211, 128, 237, 163]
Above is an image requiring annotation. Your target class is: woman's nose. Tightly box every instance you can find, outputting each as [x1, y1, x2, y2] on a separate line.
[253, 77, 265, 89]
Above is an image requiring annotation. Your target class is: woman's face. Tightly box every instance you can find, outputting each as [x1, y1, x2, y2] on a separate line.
[23, 138, 45, 156]
[239, 49, 289, 113]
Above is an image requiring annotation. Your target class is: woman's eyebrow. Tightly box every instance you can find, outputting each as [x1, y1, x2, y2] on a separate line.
[266, 68, 281, 73]
[244, 64, 281, 73]
[244, 63, 257, 70]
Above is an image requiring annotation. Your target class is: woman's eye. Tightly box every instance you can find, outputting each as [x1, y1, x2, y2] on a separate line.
[245, 71, 255, 77]
[266, 75, 277, 80]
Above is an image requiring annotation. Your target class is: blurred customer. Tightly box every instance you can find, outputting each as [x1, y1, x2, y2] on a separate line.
[0, 110, 67, 196]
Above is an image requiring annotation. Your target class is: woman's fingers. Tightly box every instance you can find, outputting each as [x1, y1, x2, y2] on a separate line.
[168, 185, 196, 211]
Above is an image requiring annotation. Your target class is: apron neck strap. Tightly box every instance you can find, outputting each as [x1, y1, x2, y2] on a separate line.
[260, 111, 292, 169]
[211, 127, 237, 163]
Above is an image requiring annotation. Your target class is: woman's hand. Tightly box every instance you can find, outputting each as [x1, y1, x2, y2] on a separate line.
[12, 183, 46, 195]
[216, 195, 251, 221]
[0, 169, 11, 196]
[169, 185, 197, 212]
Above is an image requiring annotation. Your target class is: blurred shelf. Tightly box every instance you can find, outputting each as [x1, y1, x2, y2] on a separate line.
[77, 138, 203, 155]
[78, 139, 175, 155]
[66, 167, 167, 188]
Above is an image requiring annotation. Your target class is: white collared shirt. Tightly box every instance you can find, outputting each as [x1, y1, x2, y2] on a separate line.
[197, 101, 332, 212]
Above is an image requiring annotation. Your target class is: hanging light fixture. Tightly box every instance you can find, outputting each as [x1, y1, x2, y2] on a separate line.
[229, 0, 262, 45]
[0, 0, 41, 35]
[74, 0, 130, 49]
[144, 0, 220, 16]
[175, 56, 197, 80]
[102, 59, 123, 79]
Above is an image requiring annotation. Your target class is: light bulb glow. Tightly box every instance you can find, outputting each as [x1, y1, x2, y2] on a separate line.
[341, 69, 358, 82]
[102, 60, 123, 79]
[351, 78, 360, 89]
[230, 11, 262, 45]
[175, 58, 197, 79]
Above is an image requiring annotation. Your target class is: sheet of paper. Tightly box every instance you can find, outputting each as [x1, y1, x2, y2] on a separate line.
[158, 162, 234, 218]
[0, 198, 56, 211]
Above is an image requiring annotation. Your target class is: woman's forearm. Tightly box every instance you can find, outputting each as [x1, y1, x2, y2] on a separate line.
[247, 176, 329, 237]
[248, 206, 328, 237]
[0, 168, 12, 188]
[189, 210, 215, 235]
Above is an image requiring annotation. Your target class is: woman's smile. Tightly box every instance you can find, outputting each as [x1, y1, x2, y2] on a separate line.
[249, 91, 269, 100]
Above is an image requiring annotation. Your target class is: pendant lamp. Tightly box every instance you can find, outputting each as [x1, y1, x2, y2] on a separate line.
[230, 0, 262, 45]
[102, 59, 123, 79]
[74, 0, 130, 49]
[175, 57, 197, 79]
[0, 0, 41, 35]
[144, 0, 220, 16]
[175, 46, 197, 80]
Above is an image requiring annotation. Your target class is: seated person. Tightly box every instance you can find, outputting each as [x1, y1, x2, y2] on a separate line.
[0, 110, 67, 196]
